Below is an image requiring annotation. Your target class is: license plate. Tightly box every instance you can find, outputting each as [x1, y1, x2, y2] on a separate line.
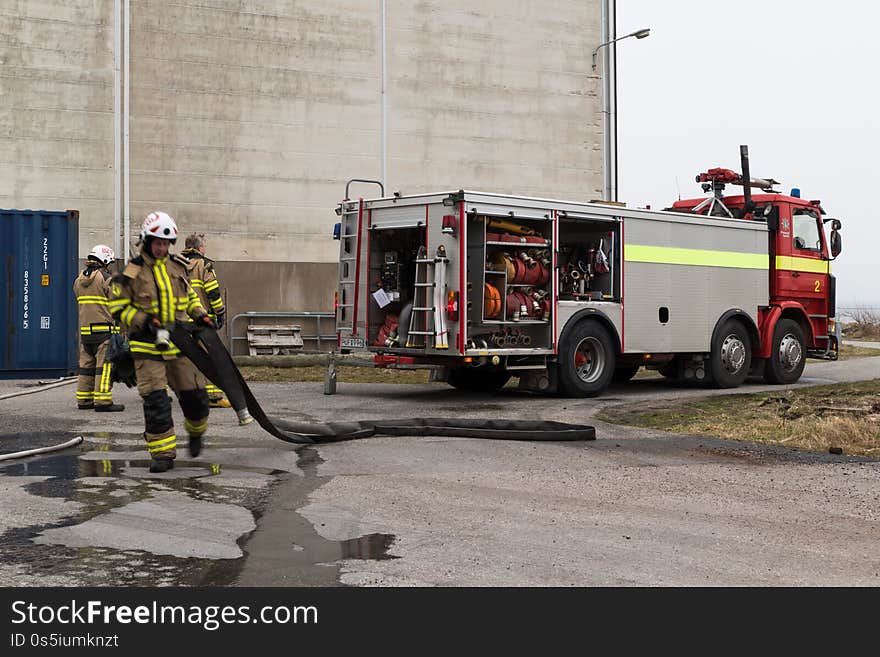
[340, 336, 365, 349]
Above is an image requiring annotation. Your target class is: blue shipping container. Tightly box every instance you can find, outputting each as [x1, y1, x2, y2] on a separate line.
[0, 209, 79, 378]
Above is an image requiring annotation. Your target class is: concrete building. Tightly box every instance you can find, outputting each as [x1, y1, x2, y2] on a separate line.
[1, 1, 613, 351]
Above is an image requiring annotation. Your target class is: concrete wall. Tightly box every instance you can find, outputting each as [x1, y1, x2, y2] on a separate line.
[0, 0, 116, 246]
[388, 1, 604, 199]
[3, 1, 604, 341]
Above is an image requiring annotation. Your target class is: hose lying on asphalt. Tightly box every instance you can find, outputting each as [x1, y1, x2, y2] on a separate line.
[0, 435, 84, 462]
[170, 323, 596, 444]
[0, 377, 77, 401]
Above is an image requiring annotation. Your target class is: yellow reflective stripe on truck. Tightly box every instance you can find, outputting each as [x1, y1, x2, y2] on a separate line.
[774, 256, 830, 274]
[624, 245, 768, 269]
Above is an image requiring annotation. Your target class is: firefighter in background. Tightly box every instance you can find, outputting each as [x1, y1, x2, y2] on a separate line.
[109, 211, 215, 473]
[73, 245, 125, 412]
[180, 232, 230, 408]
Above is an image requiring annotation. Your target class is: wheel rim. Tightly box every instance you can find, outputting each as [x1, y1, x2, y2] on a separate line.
[778, 333, 803, 372]
[720, 333, 746, 375]
[573, 336, 605, 383]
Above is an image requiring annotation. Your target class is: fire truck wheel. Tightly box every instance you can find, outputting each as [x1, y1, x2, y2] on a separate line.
[763, 318, 806, 385]
[447, 368, 511, 392]
[707, 319, 751, 388]
[612, 363, 640, 383]
[558, 320, 616, 397]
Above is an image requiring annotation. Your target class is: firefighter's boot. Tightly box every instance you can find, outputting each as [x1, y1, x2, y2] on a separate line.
[183, 416, 208, 458]
[149, 458, 174, 473]
[188, 435, 202, 458]
[95, 403, 125, 412]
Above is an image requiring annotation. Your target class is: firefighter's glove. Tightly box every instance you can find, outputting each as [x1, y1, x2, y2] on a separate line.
[145, 317, 162, 338]
[214, 311, 225, 330]
[196, 315, 216, 330]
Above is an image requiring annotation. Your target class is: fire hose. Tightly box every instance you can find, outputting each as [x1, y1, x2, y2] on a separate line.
[169, 324, 596, 444]
[0, 377, 76, 401]
[0, 436, 84, 462]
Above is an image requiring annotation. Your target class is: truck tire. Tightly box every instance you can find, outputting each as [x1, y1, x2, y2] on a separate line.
[707, 319, 751, 388]
[763, 318, 806, 385]
[447, 368, 511, 392]
[557, 320, 616, 397]
[612, 363, 640, 383]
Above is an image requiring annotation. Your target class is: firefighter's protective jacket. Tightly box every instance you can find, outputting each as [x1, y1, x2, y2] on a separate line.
[180, 248, 225, 319]
[109, 247, 208, 359]
[73, 265, 118, 345]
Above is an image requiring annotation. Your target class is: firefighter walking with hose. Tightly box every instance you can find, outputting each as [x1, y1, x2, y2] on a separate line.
[109, 211, 215, 472]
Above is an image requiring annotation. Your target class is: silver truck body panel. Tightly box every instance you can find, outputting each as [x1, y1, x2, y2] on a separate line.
[337, 190, 770, 358]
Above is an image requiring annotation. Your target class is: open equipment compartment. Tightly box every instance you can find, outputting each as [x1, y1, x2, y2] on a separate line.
[465, 210, 554, 353]
[557, 211, 620, 302]
[366, 224, 425, 349]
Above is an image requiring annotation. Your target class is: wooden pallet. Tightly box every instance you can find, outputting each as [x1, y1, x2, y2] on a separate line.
[246, 324, 304, 355]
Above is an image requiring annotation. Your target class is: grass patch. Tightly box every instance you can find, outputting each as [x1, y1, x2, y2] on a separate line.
[839, 343, 880, 359]
[597, 379, 880, 458]
[239, 365, 434, 384]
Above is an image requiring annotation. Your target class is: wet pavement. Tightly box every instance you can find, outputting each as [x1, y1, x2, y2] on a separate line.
[0, 415, 397, 586]
[0, 354, 878, 586]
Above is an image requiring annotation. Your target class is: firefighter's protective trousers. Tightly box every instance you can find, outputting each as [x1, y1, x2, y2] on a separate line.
[135, 358, 209, 460]
[73, 265, 120, 407]
[77, 340, 114, 406]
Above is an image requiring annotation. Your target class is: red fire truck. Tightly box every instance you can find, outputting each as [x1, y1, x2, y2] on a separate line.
[334, 147, 843, 397]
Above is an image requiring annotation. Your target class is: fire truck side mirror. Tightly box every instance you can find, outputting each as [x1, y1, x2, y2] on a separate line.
[825, 218, 842, 258]
[830, 229, 842, 258]
[762, 205, 780, 230]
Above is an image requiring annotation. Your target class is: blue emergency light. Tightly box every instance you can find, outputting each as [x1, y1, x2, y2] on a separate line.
[790, 188, 801, 198]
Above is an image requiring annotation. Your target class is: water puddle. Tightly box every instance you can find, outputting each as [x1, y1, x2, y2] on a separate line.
[236, 446, 400, 586]
[0, 431, 273, 585]
[339, 533, 399, 561]
[1, 433, 399, 586]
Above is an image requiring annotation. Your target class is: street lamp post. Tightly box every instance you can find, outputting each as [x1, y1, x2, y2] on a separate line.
[593, 27, 650, 201]
[591, 28, 650, 72]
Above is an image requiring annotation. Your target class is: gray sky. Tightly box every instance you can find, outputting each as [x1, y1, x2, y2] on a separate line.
[616, 0, 877, 308]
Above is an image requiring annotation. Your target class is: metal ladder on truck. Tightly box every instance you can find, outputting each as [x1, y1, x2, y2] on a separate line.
[334, 180, 385, 349]
[335, 199, 361, 347]
[405, 246, 435, 348]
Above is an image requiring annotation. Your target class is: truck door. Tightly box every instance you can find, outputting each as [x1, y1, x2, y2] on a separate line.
[774, 204, 830, 326]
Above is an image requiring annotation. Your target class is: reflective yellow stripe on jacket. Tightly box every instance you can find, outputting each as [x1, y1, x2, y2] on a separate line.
[153, 259, 176, 324]
[129, 339, 181, 357]
[77, 295, 110, 306]
[80, 325, 121, 335]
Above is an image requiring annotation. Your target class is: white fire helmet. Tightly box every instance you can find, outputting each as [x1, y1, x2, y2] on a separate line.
[140, 211, 178, 243]
[88, 244, 115, 266]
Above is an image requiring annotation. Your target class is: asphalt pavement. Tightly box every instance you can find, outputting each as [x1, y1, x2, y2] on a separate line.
[1, 353, 878, 586]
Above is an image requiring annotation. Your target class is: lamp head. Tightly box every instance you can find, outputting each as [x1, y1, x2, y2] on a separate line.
[634, 28, 650, 39]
